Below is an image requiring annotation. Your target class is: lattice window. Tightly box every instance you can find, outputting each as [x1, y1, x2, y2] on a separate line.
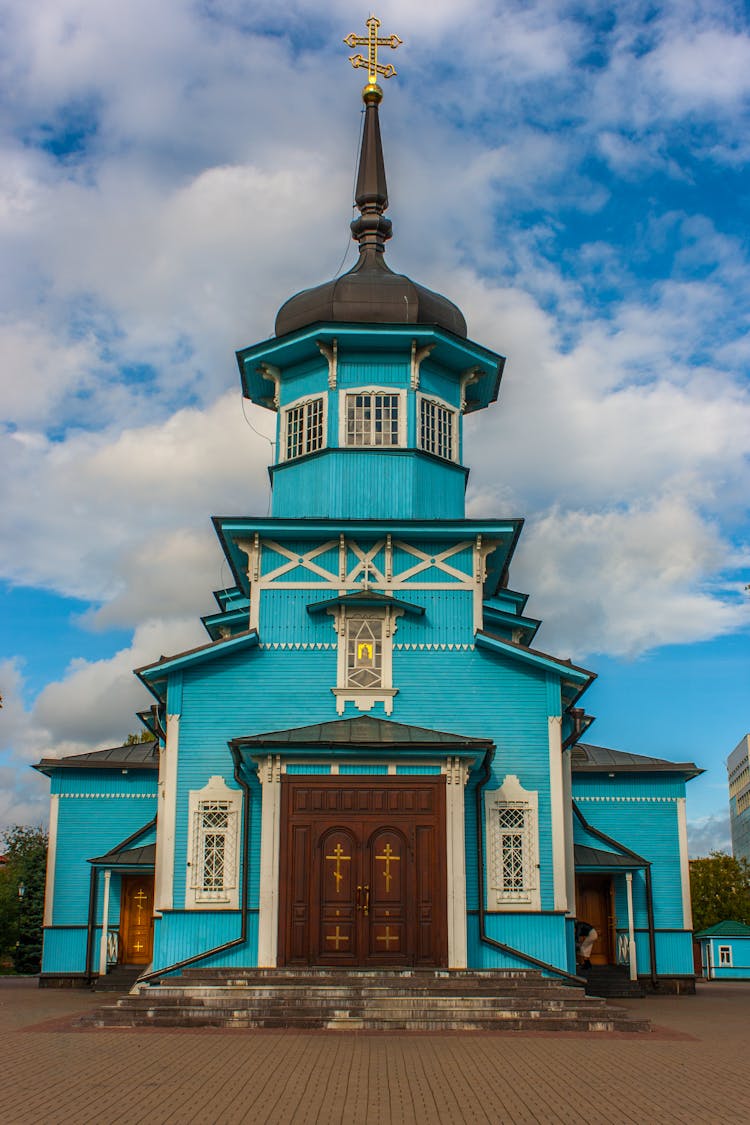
[719, 945, 733, 966]
[485, 776, 540, 911]
[346, 616, 383, 689]
[186, 777, 241, 909]
[284, 396, 325, 461]
[345, 393, 400, 447]
[419, 397, 456, 461]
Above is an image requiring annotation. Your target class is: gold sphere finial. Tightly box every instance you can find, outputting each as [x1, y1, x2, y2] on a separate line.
[362, 82, 383, 104]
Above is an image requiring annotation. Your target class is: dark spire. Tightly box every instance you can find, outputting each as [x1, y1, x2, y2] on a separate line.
[350, 86, 392, 257]
[273, 65, 467, 339]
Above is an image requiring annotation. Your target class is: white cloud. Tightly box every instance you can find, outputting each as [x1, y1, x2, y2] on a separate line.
[688, 811, 732, 857]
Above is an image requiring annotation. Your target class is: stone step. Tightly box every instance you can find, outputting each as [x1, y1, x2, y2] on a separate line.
[140, 984, 584, 1001]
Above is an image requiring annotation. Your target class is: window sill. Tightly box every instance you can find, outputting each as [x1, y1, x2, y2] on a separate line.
[332, 688, 398, 716]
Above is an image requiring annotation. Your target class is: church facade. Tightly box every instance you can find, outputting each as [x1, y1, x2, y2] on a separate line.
[36, 65, 700, 992]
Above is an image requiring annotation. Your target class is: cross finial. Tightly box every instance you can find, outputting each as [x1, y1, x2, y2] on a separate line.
[344, 15, 402, 100]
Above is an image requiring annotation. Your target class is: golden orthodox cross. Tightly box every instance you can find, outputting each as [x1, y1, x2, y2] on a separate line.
[375, 842, 400, 891]
[326, 925, 349, 949]
[376, 926, 398, 949]
[344, 15, 402, 87]
[325, 842, 351, 892]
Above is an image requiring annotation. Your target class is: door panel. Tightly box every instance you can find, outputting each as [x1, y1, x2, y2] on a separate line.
[575, 875, 614, 965]
[120, 875, 154, 965]
[279, 778, 447, 968]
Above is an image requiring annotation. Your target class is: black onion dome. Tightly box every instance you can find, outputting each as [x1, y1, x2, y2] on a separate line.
[274, 86, 467, 339]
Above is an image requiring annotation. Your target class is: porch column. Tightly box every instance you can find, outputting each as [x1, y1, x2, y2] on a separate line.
[444, 756, 469, 969]
[625, 872, 637, 981]
[257, 754, 282, 967]
[98, 869, 112, 976]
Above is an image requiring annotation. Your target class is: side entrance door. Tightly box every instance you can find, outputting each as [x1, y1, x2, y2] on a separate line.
[575, 874, 614, 965]
[119, 874, 155, 965]
[279, 778, 447, 967]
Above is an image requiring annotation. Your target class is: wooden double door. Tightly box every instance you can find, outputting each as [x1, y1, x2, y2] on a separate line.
[279, 778, 447, 967]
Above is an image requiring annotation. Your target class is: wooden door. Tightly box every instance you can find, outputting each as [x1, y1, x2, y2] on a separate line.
[575, 875, 614, 965]
[120, 875, 154, 965]
[279, 778, 447, 968]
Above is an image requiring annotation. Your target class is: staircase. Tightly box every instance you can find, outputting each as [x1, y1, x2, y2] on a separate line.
[78, 968, 650, 1032]
[91, 965, 144, 993]
[583, 964, 644, 999]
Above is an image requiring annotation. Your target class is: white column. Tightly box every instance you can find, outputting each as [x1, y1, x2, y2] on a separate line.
[257, 754, 282, 967]
[625, 872, 638, 981]
[43, 794, 59, 927]
[155, 713, 179, 912]
[561, 748, 576, 916]
[98, 869, 112, 976]
[444, 757, 468, 969]
[547, 716, 568, 912]
[676, 798, 693, 929]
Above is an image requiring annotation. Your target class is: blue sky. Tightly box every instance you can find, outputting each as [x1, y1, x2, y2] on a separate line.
[0, 0, 748, 851]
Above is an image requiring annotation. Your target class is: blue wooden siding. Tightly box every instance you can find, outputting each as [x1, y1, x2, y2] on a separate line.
[152, 911, 258, 973]
[466, 913, 568, 971]
[271, 451, 466, 519]
[699, 937, 750, 979]
[42, 927, 89, 974]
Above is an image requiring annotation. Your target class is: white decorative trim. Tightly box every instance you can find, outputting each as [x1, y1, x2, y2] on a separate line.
[547, 716, 568, 912]
[676, 797, 693, 930]
[575, 795, 678, 803]
[484, 775, 541, 912]
[43, 794, 59, 927]
[257, 362, 281, 409]
[156, 713, 178, 912]
[393, 642, 474, 651]
[258, 641, 335, 650]
[410, 340, 434, 389]
[443, 757, 469, 967]
[257, 754, 282, 967]
[185, 776, 241, 910]
[459, 366, 482, 413]
[59, 792, 155, 799]
[317, 338, 337, 389]
[332, 687, 398, 715]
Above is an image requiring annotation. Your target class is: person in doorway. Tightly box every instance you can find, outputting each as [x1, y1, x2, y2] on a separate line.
[575, 920, 597, 970]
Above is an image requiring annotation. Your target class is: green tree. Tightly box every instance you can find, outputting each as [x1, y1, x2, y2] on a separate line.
[690, 851, 750, 933]
[124, 730, 154, 745]
[0, 826, 48, 973]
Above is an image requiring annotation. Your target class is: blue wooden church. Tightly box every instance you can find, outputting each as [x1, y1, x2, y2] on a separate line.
[36, 45, 701, 996]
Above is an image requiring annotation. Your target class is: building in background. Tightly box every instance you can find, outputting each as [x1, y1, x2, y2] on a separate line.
[728, 735, 750, 862]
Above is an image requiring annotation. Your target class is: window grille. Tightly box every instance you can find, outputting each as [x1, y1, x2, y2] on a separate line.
[718, 945, 733, 966]
[192, 800, 237, 902]
[489, 801, 536, 903]
[346, 616, 383, 689]
[345, 393, 400, 447]
[420, 398, 455, 461]
[285, 397, 324, 460]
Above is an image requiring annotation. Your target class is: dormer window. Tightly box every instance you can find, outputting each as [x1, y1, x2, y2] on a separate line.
[344, 391, 403, 447]
[283, 395, 325, 461]
[419, 395, 458, 462]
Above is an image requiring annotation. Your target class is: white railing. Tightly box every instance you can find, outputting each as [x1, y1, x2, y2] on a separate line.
[106, 929, 120, 967]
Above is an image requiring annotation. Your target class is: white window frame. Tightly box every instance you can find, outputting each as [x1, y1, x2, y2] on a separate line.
[328, 604, 403, 715]
[281, 393, 327, 462]
[338, 387, 407, 449]
[417, 393, 459, 463]
[718, 944, 733, 967]
[185, 775, 242, 909]
[484, 774, 540, 912]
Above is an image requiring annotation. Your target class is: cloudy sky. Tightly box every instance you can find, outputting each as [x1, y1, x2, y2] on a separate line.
[1, 0, 748, 853]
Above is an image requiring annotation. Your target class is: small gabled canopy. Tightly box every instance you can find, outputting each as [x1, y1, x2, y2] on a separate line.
[572, 742, 703, 780]
[693, 920, 750, 940]
[231, 714, 493, 751]
[89, 819, 156, 867]
[34, 741, 158, 776]
[306, 590, 425, 616]
[574, 844, 644, 871]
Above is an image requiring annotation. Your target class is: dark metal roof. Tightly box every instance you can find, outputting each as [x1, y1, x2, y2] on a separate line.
[34, 741, 158, 775]
[274, 87, 466, 339]
[306, 590, 425, 616]
[89, 843, 155, 867]
[574, 844, 643, 869]
[572, 742, 702, 779]
[231, 715, 493, 750]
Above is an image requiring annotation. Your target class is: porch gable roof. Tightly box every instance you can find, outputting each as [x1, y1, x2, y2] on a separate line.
[230, 715, 494, 751]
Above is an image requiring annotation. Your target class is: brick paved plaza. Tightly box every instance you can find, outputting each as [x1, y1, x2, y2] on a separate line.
[1, 978, 749, 1124]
